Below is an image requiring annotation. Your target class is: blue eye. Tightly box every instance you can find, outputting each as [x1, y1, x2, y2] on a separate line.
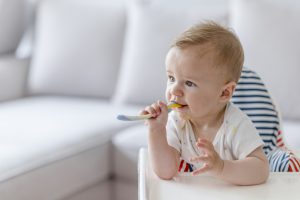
[185, 81, 196, 87]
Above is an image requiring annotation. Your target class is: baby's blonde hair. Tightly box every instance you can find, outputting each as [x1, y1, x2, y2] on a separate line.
[171, 21, 244, 82]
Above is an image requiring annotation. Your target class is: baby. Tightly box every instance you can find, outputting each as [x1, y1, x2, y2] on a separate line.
[141, 21, 269, 185]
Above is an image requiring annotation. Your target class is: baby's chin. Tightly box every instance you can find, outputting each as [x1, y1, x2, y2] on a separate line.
[177, 112, 192, 121]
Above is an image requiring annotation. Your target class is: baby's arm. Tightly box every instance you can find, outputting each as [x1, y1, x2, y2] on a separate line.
[219, 146, 269, 185]
[142, 101, 180, 180]
[148, 126, 180, 180]
[191, 138, 269, 185]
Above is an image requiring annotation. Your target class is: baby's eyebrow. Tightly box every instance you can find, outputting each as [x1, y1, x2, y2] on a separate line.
[184, 75, 199, 81]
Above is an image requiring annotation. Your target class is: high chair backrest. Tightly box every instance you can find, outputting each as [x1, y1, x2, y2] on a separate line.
[232, 67, 300, 172]
[232, 67, 282, 154]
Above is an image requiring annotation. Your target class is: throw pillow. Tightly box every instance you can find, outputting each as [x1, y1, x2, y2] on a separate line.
[28, 0, 126, 98]
[230, 0, 300, 120]
[113, 0, 229, 106]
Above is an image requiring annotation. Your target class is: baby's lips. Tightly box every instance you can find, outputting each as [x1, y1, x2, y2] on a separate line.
[167, 102, 182, 109]
[169, 100, 187, 107]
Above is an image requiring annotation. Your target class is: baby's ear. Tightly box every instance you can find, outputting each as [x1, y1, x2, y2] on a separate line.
[220, 81, 236, 102]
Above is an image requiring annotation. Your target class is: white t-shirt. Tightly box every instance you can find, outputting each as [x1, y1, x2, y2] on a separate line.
[166, 102, 264, 169]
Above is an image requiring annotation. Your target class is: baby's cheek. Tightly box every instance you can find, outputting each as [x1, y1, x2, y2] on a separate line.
[165, 89, 171, 101]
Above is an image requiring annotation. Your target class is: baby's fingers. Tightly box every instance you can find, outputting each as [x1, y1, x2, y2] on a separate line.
[139, 109, 149, 115]
[158, 101, 168, 112]
[152, 101, 162, 115]
[192, 163, 210, 176]
[190, 155, 209, 164]
[140, 102, 161, 118]
[144, 106, 157, 117]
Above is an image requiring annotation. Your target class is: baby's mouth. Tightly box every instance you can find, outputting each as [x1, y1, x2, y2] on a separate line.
[170, 101, 188, 109]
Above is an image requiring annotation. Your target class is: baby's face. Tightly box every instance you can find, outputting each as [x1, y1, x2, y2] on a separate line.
[165, 45, 228, 120]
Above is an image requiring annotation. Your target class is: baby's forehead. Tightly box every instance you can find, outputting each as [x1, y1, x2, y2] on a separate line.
[191, 44, 216, 59]
[167, 45, 230, 78]
[170, 44, 220, 68]
[170, 43, 216, 58]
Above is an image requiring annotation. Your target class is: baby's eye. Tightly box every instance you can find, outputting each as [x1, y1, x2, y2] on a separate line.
[168, 75, 175, 82]
[185, 81, 196, 87]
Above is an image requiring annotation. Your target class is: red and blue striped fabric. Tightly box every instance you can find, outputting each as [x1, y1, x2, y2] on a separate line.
[178, 159, 194, 173]
[268, 148, 300, 172]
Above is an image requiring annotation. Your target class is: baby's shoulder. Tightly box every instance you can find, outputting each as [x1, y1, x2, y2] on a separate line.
[225, 103, 250, 125]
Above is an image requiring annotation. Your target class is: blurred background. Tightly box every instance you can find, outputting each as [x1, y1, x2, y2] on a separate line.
[0, 0, 299, 199]
[2, 0, 299, 144]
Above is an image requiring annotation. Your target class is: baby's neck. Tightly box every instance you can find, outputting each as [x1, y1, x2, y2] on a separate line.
[190, 104, 227, 140]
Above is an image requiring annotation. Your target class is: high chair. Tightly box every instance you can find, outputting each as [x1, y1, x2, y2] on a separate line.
[138, 68, 300, 200]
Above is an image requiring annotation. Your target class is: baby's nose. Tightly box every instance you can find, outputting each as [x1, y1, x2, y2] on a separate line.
[170, 84, 183, 97]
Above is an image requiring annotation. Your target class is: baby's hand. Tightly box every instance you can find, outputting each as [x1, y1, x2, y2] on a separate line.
[140, 100, 168, 131]
[190, 138, 224, 176]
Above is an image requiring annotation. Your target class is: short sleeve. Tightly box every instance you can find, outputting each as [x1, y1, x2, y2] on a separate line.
[230, 117, 264, 159]
[166, 112, 181, 153]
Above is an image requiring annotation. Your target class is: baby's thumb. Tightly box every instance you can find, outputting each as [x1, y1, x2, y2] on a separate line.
[158, 101, 168, 113]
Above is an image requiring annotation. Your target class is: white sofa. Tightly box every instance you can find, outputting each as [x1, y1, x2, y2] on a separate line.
[0, 0, 300, 200]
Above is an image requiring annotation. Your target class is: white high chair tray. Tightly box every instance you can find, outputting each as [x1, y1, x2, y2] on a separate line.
[138, 148, 300, 200]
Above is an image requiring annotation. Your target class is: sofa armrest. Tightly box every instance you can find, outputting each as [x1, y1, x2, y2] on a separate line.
[0, 55, 30, 101]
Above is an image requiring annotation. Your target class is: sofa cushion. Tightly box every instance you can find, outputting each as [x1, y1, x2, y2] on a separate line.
[0, 143, 111, 200]
[63, 181, 112, 200]
[0, 96, 140, 199]
[230, 0, 300, 120]
[28, 0, 126, 98]
[112, 124, 148, 182]
[114, 180, 138, 200]
[0, 0, 25, 54]
[113, 0, 229, 106]
[0, 56, 29, 101]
